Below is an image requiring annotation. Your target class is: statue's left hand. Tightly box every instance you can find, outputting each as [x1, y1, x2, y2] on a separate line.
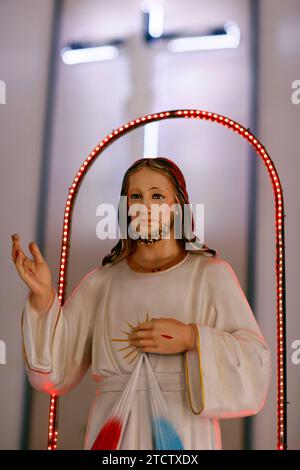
[129, 318, 197, 355]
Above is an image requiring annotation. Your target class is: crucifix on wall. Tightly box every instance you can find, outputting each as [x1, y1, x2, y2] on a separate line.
[60, 4, 240, 157]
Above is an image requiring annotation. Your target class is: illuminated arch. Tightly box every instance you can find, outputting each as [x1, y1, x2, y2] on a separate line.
[46, 109, 287, 450]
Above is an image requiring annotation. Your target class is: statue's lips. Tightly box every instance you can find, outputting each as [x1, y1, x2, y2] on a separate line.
[138, 218, 159, 223]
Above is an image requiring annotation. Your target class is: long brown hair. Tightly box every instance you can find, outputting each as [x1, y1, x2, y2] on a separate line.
[101, 157, 218, 266]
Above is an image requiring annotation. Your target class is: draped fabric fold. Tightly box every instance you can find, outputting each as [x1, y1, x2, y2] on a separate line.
[184, 260, 272, 418]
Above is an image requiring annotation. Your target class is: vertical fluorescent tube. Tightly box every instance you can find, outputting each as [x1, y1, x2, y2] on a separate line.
[149, 4, 164, 38]
[143, 121, 159, 157]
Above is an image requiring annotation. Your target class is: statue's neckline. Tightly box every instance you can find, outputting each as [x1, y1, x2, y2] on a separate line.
[125, 251, 190, 275]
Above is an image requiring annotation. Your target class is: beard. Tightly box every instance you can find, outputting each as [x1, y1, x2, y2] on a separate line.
[135, 214, 174, 245]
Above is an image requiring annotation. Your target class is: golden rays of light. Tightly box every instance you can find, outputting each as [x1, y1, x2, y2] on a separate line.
[109, 311, 151, 365]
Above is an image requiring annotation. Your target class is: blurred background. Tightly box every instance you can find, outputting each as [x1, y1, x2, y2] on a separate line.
[0, 0, 299, 450]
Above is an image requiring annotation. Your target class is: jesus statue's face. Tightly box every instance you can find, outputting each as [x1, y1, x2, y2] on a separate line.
[127, 166, 179, 242]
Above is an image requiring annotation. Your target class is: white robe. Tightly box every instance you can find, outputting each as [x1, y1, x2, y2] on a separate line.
[21, 251, 272, 450]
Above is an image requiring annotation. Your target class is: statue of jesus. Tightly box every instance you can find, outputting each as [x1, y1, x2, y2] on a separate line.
[11, 156, 271, 449]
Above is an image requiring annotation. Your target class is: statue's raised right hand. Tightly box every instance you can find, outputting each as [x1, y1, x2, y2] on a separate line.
[11, 233, 53, 301]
